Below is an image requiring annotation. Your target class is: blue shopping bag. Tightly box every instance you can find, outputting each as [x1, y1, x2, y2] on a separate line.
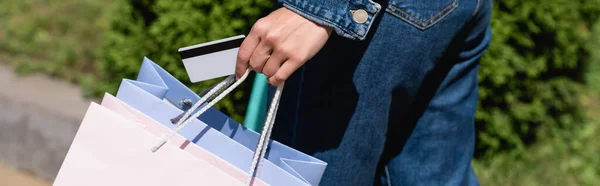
[115, 57, 326, 186]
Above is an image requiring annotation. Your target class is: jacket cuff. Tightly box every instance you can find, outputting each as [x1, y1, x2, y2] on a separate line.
[281, 0, 382, 40]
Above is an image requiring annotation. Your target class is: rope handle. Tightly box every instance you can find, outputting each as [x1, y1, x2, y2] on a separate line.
[151, 72, 240, 152]
[150, 69, 284, 186]
[245, 84, 283, 185]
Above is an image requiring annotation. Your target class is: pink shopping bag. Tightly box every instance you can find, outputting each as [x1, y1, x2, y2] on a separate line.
[98, 93, 267, 186]
[53, 102, 246, 186]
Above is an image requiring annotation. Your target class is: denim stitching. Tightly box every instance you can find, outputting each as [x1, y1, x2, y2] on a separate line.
[386, 8, 429, 30]
[425, 3, 458, 28]
[386, 0, 458, 30]
[363, 0, 383, 39]
[283, 1, 364, 39]
[390, 2, 455, 24]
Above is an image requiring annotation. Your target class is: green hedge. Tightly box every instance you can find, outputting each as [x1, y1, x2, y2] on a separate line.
[475, 0, 600, 157]
[97, 0, 600, 156]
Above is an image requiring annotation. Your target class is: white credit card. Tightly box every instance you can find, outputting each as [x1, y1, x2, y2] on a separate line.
[178, 35, 245, 83]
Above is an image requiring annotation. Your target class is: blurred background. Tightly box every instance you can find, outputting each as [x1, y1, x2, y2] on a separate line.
[0, 0, 599, 185]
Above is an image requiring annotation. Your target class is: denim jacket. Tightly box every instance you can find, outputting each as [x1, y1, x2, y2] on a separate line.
[280, 0, 474, 41]
[272, 0, 492, 185]
[279, 0, 382, 40]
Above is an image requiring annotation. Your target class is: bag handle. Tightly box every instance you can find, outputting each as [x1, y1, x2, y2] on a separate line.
[151, 69, 284, 186]
[246, 83, 283, 185]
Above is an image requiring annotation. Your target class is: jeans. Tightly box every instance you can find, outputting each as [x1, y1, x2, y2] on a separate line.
[271, 0, 493, 185]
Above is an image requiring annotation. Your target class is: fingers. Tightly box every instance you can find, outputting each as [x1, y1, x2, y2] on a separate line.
[236, 20, 264, 79]
[237, 7, 330, 84]
[248, 40, 273, 74]
[266, 27, 308, 86]
[262, 48, 287, 77]
[236, 34, 260, 79]
[249, 17, 293, 75]
[268, 59, 300, 86]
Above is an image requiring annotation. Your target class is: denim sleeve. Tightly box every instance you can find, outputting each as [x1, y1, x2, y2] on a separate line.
[278, 0, 382, 40]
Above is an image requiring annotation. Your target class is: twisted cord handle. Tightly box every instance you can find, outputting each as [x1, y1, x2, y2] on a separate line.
[151, 69, 249, 152]
[245, 84, 284, 185]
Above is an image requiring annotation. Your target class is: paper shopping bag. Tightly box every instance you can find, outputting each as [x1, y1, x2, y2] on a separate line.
[53, 103, 243, 186]
[115, 57, 326, 186]
[99, 93, 268, 186]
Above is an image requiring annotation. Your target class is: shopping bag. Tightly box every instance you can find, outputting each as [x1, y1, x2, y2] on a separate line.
[53, 102, 243, 186]
[100, 93, 268, 186]
[115, 57, 326, 186]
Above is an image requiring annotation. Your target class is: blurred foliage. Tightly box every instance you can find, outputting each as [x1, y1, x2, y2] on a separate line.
[474, 114, 600, 186]
[475, 0, 600, 158]
[0, 0, 115, 97]
[98, 0, 274, 122]
[473, 2, 600, 185]
[474, 28, 600, 184]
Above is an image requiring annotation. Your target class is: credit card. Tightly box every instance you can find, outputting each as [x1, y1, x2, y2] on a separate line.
[178, 35, 245, 82]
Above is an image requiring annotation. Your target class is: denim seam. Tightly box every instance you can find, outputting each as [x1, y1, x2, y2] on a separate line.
[390, 2, 455, 24]
[386, 1, 458, 30]
[424, 3, 458, 28]
[363, 0, 383, 39]
[473, 0, 481, 17]
[283, 1, 363, 39]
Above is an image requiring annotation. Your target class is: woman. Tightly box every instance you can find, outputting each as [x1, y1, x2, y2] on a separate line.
[236, 0, 492, 185]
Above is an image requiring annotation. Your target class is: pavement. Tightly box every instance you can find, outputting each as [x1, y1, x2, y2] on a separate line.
[0, 63, 94, 183]
[0, 163, 50, 186]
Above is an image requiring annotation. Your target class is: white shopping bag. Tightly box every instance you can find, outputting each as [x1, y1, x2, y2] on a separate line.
[54, 102, 245, 186]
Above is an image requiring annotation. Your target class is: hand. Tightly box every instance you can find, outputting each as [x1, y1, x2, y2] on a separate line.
[236, 7, 333, 86]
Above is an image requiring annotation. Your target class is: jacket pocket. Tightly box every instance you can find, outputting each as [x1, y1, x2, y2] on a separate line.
[386, 0, 458, 30]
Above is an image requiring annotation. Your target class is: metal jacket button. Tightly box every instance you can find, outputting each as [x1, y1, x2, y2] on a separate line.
[352, 9, 369, 24]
